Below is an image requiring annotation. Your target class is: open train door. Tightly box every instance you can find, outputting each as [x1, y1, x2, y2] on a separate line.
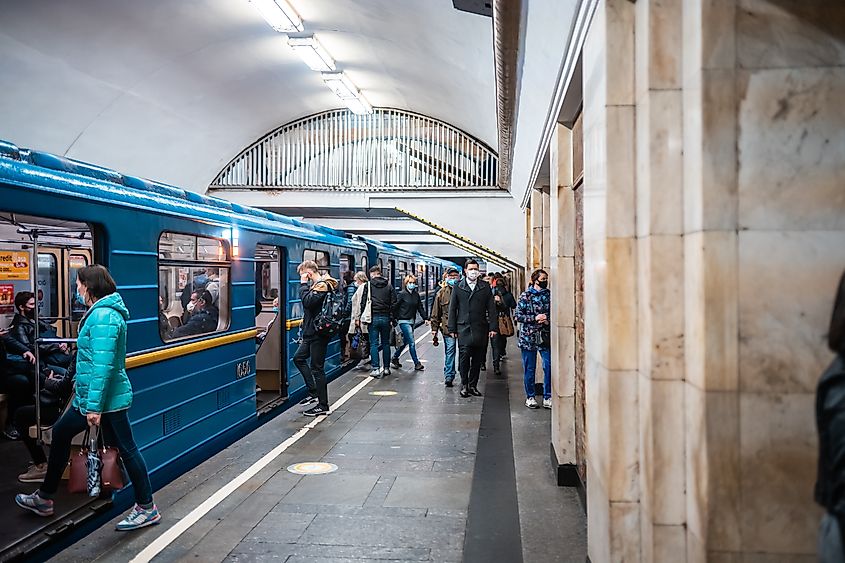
[254, 244, 286, 412]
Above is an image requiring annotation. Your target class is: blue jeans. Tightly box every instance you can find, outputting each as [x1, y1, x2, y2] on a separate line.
[443, 335, 457, 381]
[40, 406, 154, 506]
[392, 321, 419, 364]
[522, 348, 551, 399]
[369, 314, 392, 370]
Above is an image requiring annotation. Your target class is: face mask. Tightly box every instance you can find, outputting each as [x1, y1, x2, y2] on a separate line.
[466, 270, 480, 281]
[447, 279, 457, 286]
[187, 301, 196, 313]
[538, 280, 548, 289]
[76, 289, 88, 306]
[24, 308, 35, 319]
[407, 283, 416, 290]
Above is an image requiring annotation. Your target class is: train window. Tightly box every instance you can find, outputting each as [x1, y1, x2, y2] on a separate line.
[388, 260, 396, 287]
[68, 254, 89, 321]
[399, 261, 408, 278]
[361, 255, 368, 272]
[158, 232, 230, 342]
[378, 258, 383, 271]
[339, 254, 353, 286]
[303, 249, 330, 274]
[36, 254, 59, 319]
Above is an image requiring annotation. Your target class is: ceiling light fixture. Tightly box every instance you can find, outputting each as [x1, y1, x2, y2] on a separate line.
[321, 72, 373, 115]
[288, 36, 336, 72]
[248, 0, 303, 33]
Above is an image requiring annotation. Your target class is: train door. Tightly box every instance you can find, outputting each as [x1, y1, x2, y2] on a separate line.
[255, 244, 287, 412]
[35, 247, 91, 337]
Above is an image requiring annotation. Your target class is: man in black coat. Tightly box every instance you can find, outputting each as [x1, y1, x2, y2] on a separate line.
[448, 259, 498, 398]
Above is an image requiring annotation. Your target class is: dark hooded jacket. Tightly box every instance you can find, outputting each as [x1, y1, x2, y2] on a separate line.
[815, 271, 845, 547]
[366, 276, 397, 317]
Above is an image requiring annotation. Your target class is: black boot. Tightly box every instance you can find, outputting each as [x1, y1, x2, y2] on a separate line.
[493, 362, 501, 376]
[459, 385, 470, 398]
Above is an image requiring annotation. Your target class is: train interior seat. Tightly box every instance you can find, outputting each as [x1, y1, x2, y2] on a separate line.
[168, 316, 182, 329]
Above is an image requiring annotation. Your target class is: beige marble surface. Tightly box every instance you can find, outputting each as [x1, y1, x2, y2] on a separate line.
[639, 235, 685, 381]
[685, 230, 739, 392]
[685, 383, 742, 551]
[738, 67, 845, 231]
[610, 501, 642, 562]
[737, 0, 845, 69]
[605, 105, 637, 239]
[636, 0, 682, 94]
[609, 369, 640, 502]
[683, 67, 739, 233]
[738, 230, 845, 394]
[607, 237, 639, 371]
[653, 524, 687, 563]
[739, 391, 820, 554]
[637, 89, 684, 237]
[683, 0, 736, 73]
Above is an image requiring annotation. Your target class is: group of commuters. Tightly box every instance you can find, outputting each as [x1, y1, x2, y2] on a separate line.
[0, 265, 161, 531]
[290, 256, 553, 410]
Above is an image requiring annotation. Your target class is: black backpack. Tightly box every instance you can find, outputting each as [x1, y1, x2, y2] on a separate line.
[313, 289, 345, 336]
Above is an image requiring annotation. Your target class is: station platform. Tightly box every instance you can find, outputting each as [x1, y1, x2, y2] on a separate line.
[54, 332, 586, 563]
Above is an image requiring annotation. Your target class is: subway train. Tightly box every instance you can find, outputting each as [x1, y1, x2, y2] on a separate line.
[0, 137, 458, 561]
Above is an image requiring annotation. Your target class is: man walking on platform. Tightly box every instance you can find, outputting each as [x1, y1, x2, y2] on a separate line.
[448, 259, 498, 398]
[430, 268, 460, 387]
[293, 260, 337, 417]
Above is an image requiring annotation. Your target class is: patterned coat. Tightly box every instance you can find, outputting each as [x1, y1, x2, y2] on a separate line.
[514, 287, 551, 350]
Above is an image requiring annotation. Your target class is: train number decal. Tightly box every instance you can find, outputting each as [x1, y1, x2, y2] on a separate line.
[235, 359, 251, 379]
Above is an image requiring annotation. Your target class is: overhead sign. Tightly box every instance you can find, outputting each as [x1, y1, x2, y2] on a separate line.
[0, 251, 30, 280]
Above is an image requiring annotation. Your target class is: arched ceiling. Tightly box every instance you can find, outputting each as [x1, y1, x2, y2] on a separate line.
[0, 0, 496, 192]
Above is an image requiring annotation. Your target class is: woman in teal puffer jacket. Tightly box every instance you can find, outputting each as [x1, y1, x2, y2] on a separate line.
[16, 265, 161, 531]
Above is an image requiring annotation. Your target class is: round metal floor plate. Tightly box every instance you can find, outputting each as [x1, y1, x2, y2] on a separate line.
[286, 462, 339, 475]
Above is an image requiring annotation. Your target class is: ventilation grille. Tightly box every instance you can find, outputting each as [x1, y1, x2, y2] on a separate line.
[217, 388, 232, 410]
[163, 409, 182, 435]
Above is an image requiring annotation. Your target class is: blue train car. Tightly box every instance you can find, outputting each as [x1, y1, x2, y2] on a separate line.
[0, 138, 444, 560]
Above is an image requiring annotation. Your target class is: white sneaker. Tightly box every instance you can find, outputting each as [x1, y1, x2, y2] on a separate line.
[525, 397, 539, 409]
[369, 368, 381, 377]
[543, 398, 552, 409]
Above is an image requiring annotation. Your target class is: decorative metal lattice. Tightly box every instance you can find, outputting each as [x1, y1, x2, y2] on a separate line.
[210, 108, 498, 190]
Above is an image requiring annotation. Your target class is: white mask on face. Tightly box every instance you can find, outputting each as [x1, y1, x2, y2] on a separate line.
[187, 301, 196, 313]
[466, 270, 480, 281]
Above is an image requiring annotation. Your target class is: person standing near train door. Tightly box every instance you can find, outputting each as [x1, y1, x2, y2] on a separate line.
[15, 265, 161, 530]
[293, 260, 337, 417]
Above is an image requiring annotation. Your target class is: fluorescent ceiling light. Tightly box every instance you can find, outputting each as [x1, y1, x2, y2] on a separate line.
[322, 72, 360, 99]
[288, 36, 336, 72]
[341, 96, 374, 116]
[322, 72, 372, 115]
[249, 0, 303, 32]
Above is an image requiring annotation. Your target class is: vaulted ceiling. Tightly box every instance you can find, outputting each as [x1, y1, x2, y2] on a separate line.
[0, 0, 496, 192]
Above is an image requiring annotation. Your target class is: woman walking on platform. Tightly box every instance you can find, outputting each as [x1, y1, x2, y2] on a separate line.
[15, 265, 161, 531]
[391, 274, 428, 371]
[490, 274, 517, 375]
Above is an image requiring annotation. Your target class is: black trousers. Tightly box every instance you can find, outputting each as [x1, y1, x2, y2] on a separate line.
[13, 403, 63, 465]
[458, 343, 486, 388]
[293, 336, 329, 409]
[491, 334, 507, 365]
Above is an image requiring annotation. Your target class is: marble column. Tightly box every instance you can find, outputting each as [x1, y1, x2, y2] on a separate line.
[682, 1, 845, 560]
[530, 189, 544, 270]
[549, 124, 577, 471]
[583, 0, 640, 561]
[634, 0, 687, 561]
